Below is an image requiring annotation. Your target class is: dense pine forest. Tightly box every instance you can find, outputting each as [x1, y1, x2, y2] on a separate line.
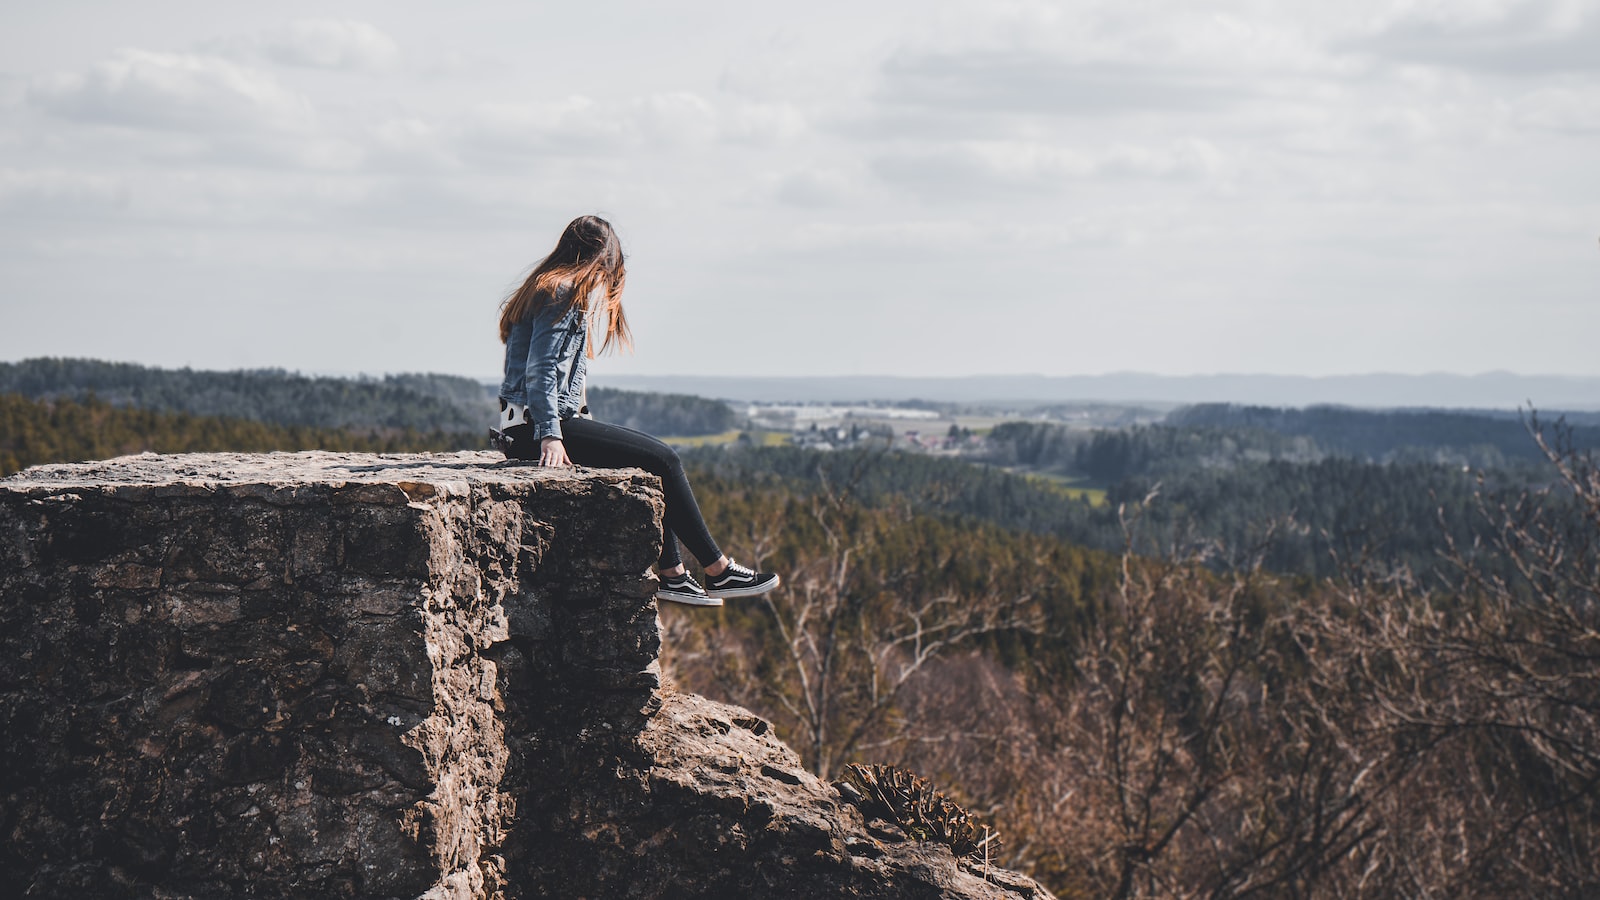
[988, 412, 1600, 475]
[0, 394, 470, 476]
[586, 386, 743, 437]
[3, 359, 1598, 897]
[0, 357, 495, 432]
[683, 441, 1558, 581]
[0, 358, 740, 441]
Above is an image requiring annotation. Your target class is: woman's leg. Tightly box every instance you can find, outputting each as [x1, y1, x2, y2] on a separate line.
[658, 527, 684, 571]
[498, 423, 540, 460]
[559, 417, 723, 569]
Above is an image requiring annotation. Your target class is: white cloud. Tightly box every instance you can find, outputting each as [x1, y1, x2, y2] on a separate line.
[0, 73, 25, 108]
[464, 96, 633, 157]
[872, 139, 1225, 195]
[634, 92, 719, 145]
[788, 219, 983, 252]
[459, 91, 796, 159]
[775, 168, 860, 207]
[1344, 0, 1600, 73]
[259, 19, 400, 71]
[877, 52, 1245, 119]
[786, 215, 1130, 253]
[720, 101, 807, 144]
[28, 49, 313, 133]
[368, 117, 458, 169]
[0, 168, 130, 212]
[1513, 85, 1600, 132]
[203, 19, 400, 72]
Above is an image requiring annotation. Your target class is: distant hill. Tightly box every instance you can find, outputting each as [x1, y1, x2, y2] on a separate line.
[0, 393, 465, 476]
[1166, 404, 1600, 464]
[0, 358, 493, 432]
[587, 387, 742, 437]
[0, 358, 740, 438]
[596, 372, 1600, 410]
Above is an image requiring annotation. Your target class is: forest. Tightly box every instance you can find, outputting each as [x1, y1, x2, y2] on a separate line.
[586, 386, 743, 437]
[1169, 402, 1600, 459]
[3, 364, 1598, 897]
[683, 441, 1560, 581]
[0, 357, 739, 444]
[0, 357, 495, 432]
[671, 428, 1600, 898]
[986, 411, 1600, 476]
[0, 393, 465, 476]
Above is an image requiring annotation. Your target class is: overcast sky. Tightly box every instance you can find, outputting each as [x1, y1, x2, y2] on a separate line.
[1, 0, 1596, 381]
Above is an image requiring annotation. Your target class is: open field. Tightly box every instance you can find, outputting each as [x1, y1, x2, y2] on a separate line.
[662, 429, 789, 448]
[1017, 470, 1109, 506]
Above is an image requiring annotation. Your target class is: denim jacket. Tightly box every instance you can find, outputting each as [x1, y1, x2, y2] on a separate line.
[498, 289, 589, 441]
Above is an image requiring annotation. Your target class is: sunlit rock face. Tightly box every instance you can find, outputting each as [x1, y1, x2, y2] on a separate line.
[0, 451, 1050, 900]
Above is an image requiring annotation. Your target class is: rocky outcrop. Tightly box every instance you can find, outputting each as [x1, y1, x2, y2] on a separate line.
[0, 451, 1051, 899]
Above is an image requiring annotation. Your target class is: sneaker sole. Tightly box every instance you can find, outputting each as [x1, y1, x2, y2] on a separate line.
[657, 591, 723, 607]
[706, 573, 781, 600]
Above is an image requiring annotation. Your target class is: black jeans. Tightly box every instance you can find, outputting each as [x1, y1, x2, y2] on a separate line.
[501, 418, 721, 570]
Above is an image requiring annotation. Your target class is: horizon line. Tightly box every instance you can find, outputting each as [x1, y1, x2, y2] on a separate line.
[8, 357, 1600, 383]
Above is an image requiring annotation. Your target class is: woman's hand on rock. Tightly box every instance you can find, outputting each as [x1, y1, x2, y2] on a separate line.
[539, 437, 572, 467]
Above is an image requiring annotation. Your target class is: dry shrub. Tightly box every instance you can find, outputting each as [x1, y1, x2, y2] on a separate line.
[841, 763, 1002, 861]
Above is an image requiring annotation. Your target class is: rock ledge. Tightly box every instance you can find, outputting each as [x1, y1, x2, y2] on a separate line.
[0, 452, 1051, 899]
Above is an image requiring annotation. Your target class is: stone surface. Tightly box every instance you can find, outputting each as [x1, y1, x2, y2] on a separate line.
[537, 689, 1052, 899]
[0, 451, 1051, 899]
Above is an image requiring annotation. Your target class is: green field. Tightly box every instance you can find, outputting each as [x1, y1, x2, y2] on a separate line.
[1019, 470, 1108, 506]
[662, 430, 790, 448]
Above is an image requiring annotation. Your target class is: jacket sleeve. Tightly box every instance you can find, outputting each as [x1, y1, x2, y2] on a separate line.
[524, 303, 571, 441]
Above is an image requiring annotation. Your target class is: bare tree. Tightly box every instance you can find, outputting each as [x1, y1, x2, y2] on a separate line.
[1033, 500, 1383, 898]
[663, 420, 1600, 899]
[1303, 418, 1600, 897]
[753, 481, 1042, 779]
[659, 465, 1042, 779]
[881, 496, 1389, 898]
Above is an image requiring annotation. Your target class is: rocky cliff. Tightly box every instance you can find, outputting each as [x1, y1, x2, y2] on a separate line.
[0, 451, 1051, 899]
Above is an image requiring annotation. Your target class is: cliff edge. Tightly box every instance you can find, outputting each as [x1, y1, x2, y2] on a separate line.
[0, 451, 1050, 899]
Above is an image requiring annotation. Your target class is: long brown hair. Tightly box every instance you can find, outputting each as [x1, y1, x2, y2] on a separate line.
[498, 215, 632, 355]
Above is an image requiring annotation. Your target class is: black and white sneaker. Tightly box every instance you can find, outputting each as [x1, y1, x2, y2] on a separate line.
[705, 560, 781, 599]
[656, 572, 722, 607]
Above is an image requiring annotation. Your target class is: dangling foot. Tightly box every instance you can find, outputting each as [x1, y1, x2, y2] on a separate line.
[656, 571, 722, 607]
[705, 560, 781, 599]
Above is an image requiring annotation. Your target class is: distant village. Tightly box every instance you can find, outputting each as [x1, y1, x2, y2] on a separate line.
[786, 420, 987, 454]
[744, 401, 1159, 454]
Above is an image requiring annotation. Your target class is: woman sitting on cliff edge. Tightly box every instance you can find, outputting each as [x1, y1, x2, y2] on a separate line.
[491, 214, 780, 608]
